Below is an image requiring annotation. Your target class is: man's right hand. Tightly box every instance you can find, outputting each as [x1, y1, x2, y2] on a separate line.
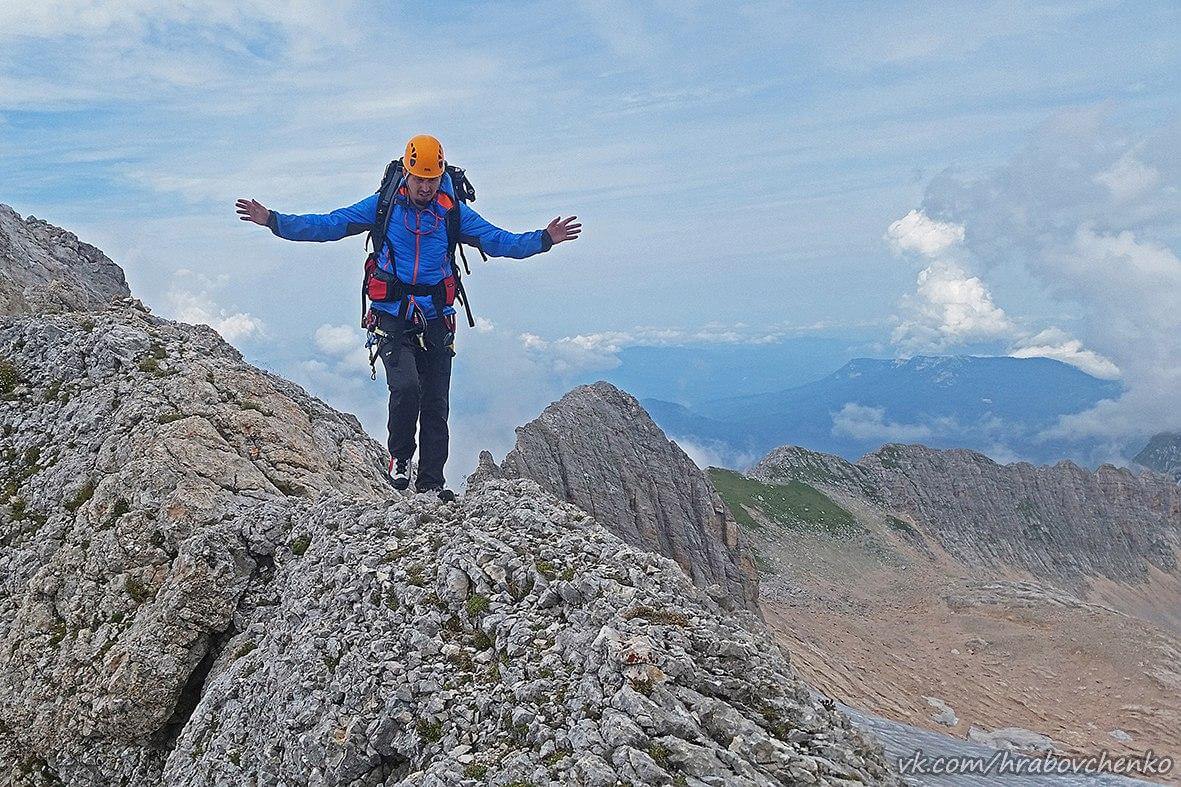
[235, 198, 271, 226]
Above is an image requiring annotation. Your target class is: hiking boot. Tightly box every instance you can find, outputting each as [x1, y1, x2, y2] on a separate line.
[388, 457, 411, 490]
[415, 483, 456, 503]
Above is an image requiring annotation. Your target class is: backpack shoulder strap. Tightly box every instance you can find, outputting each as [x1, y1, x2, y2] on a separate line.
[443, 202, 476, 328]
[369, 158, 404, 256]
[438, 169, 476, 328]
[443, 164, 488, 267]
[362, 158, 404, 328]
[446, 164, 476, 203]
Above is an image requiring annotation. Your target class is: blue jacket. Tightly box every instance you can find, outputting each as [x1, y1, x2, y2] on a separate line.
[267, 173, 552, 320]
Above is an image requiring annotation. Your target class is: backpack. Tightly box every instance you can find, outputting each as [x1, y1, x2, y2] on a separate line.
[360, 157, 483, 332]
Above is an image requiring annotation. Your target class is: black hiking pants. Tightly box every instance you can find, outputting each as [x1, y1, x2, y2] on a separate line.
[375, 311, 454, 489]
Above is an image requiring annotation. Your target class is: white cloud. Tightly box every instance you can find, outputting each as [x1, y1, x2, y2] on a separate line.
[0, 0, 356, 49]
[672, 437, 761, 473]
[884, 208, 1130, 382]
[520, 331, 627, 376]
[1041, 382, 1181, 449]
[314, 324, 361, 356]
[830, 403, 933, 442]
[892, 260, 1015, 351]
[1008, 328, 1121, 380]
[0, 1, 364, 117]
[979, 442, 1029, 465]
[517, 322, 823, 377]
[886, 208, 1015, 352]
[1066, 225, 1181, 295]
[1094, 153, 1160, 203]
[672, 438, 725, 471]
[211, 313, 265, 344]
[921, 109, 1181, 447]
[885, 209, 965, 257]
[167, 289, 264, 343]
[1032, 226, 1181, 440]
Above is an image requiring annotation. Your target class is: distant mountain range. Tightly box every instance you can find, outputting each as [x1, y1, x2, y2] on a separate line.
[642, 355, 1125, 466]
[716, 441, 1181, 756]
[579, 337, 863, 406]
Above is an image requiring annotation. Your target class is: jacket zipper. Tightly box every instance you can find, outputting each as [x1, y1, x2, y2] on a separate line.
[408, 208, 422, 318]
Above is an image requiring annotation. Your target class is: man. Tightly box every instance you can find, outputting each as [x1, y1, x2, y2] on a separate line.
[235, 134, 581, 500]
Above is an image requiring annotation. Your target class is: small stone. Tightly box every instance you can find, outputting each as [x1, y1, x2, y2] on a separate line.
[442, 567, 470, 601]
[924, 696, 958, 727]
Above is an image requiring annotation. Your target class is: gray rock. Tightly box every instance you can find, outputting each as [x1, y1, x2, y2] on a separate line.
[1134, 432, 1181, 482]
[923, 696, 959, 727]
[0, 211, 900, 786]
[967, 724, 1057, 753]
[498, 381, 760, 611]
[572, 752, 619, 786]
[753, 443, 1181, 590]
[0, 204, 131, 316]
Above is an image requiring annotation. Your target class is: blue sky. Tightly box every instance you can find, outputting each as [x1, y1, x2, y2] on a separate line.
[2, 1, 1178, 477]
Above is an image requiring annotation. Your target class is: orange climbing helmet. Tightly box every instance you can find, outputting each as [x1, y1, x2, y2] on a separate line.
[404, 134, 445, 179]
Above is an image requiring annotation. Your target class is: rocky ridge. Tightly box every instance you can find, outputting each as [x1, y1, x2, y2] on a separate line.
[1135, 432, 1181, 482]
[0, 204, 896, 785]
[751, 443, 1181, 590]
[0, 204, 131, 317]
[159, 477, 893, 786]
[0, 301, 396, 783]
[730, 443, 1181, 766]
[500, 382, 759, 612]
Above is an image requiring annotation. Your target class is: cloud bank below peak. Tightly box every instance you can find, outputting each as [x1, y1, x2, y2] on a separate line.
[884, 207, 1112, 374]
[892, 109, 1179, 448]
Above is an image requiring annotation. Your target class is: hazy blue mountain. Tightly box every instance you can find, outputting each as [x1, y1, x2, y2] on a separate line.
[643, 355, 1124, 467]
[582, 337, 860, 407]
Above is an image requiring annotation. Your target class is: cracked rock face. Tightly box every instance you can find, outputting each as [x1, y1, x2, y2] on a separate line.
[0, 304, 393, 782]
[0, 208, 897, 784]
[1135, 432, 1181, 482]
[499, 382, 760, 612]
[160, 478, 895, 787]
[753, 443, 1181, 589]
[1, 204, 131, 316]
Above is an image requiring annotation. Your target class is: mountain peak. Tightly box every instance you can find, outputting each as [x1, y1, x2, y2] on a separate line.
[1135, 432, 1181, 481]
[0, 204, 132, 316]
[498, 381, 760, 611]
[657, 352, 1122, 467]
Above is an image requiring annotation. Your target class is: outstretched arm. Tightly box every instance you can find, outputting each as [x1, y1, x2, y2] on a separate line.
[234, 195, 379, 242]
[458, 204, 581, 258]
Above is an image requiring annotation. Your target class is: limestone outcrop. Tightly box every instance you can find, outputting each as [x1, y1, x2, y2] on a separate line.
[1, 204, 131, 316]
[500, 382, 760, 611]
[752, 443, 1181, 589]
[0, 205, 895, 785]
[1135, 432, 1181, 482]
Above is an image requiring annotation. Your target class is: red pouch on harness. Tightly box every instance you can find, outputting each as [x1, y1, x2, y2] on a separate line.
[443, 275, 457, 306]
[368, 278, 389, 301]
[364, 254, 389, 301]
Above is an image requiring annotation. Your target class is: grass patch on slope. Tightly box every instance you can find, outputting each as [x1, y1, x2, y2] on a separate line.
[709, 467, 859, 537]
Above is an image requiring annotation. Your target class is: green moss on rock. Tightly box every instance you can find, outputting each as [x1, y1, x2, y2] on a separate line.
[289, 533, 312, 556]
[65, 479, 96, 512]
[709, 467, 859, 536]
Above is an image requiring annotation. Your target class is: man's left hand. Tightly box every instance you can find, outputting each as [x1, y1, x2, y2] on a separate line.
[546, 216, 582, 245]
